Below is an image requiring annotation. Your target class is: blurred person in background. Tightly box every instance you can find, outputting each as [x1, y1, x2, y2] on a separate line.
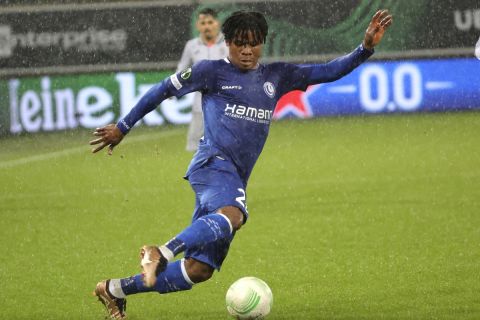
[178, 8, 228, 151]
[90, 9, 392, 319]
[475, 35, 480, 59]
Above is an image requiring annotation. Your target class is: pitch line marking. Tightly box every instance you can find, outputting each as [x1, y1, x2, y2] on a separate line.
[0, 129, 183, 169]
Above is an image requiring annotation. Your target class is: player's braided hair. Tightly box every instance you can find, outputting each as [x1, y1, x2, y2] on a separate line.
[222, 11, 268, 44]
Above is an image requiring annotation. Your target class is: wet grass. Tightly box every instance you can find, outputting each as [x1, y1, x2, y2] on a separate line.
[0, 112, 479, 319]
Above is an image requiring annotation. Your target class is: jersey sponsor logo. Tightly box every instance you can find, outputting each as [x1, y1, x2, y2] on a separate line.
[263, 81, 276, 98]
[180, 67, 192, 80]
[221, 85, 243, 90]
[224, 103, 273, 124]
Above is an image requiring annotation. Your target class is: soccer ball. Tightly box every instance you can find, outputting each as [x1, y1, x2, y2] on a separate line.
[226, 277, 273, 319]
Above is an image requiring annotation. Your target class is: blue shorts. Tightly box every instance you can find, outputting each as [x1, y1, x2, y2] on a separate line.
[184, 156, 249, 270]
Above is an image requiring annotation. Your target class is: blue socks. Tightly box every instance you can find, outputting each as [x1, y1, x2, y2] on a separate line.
[108, 213, 233, 298]
[115, 259, 193, 296]
[164, 213, 233, 256]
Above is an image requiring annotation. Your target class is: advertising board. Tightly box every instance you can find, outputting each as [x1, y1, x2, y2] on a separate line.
[1, 58, 478, 135]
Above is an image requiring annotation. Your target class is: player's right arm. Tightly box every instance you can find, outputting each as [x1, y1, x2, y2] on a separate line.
[90, 60, 212, 155]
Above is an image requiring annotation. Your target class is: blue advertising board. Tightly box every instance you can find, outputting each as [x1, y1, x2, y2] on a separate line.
[274, 58, 480, 119]
[2, 58, 479, 135]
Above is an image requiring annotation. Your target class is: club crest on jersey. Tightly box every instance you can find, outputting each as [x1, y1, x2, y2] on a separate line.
[263, 82, 276, 98]
[180, 67, 192, 80]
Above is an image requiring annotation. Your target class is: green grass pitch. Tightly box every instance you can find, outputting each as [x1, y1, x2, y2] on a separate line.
[0, 112, 479, 319]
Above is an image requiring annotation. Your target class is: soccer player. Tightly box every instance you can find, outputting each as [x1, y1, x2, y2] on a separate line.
[90, 9, 392, 319]
[178, 8, 228, 151]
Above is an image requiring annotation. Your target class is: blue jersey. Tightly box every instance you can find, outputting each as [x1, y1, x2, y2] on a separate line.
[117, 44, 373, 185]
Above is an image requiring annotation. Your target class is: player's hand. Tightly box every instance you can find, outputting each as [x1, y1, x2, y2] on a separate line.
[363, 9, 393, 50]
[89, 124, 124, 155]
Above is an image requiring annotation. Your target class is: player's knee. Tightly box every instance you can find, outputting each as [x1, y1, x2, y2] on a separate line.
[217, 206, 244, 231]
[184, 258, 214, 283]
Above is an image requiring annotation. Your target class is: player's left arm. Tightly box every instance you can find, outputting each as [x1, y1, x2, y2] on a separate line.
[306, 9, 393, 84]
[362, 9, 393, 51]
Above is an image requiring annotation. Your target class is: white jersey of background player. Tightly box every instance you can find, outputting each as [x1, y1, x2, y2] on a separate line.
[475, 35, 480, 60]
[177, 8, 228, 151]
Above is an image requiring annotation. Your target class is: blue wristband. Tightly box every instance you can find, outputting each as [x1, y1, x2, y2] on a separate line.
[360, 43, 375, 55]
[116, 119, 131, 135]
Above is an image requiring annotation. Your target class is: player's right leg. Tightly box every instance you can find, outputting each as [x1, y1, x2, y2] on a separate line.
[94, 258, 195, 317]
[94, 157, 247, 317]
[158, 159, 247, 263]
[141, 157, 247, 288]
[99, 228, 232, 302]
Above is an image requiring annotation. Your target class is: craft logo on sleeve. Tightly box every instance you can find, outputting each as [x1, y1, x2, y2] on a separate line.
[0, 25, 12, 58]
